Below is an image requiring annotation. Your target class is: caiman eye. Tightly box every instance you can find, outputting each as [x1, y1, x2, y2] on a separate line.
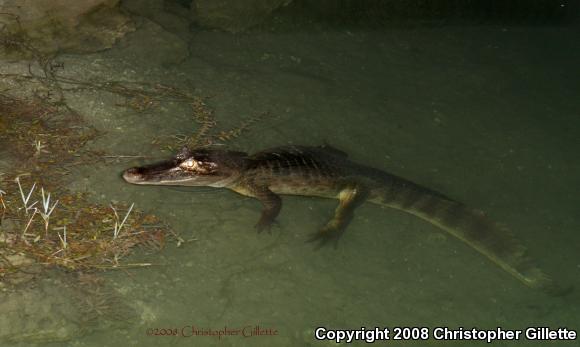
[179, 159, 198, 171]
[179, 159, 217, 174]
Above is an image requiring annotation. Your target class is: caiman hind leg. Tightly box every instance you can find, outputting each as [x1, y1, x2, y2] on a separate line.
[308, 184, 368, 248]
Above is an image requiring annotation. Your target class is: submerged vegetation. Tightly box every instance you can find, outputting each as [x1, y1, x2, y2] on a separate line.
[0, 33, 174, 280]
[185, 96, 270, 148]
[0, 90, 168, 278]
[0, 30, 269, 282]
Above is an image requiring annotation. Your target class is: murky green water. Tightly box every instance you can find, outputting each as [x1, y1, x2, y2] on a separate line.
[5, 5, 580, 347]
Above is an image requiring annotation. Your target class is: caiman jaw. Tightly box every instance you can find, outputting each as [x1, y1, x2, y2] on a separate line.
[121, 159, 186, 185]
[122, 148, 248, 186]
[122, 167, 148, 184]
[122, 165, 200, 186]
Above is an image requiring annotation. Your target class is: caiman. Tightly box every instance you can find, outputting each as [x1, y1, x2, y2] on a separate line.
[122, 145, 560, 294]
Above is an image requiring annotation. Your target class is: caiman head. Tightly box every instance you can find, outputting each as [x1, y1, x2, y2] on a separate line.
[122, 147, 248, 188]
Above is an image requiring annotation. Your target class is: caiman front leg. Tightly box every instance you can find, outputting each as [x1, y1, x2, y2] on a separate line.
[309, 184, 368, 248]
[232, 183, 282, 232]
[252, 186, 282, 233]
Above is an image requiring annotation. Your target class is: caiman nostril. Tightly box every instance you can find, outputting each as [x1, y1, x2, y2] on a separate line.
[122, 167, 141, 182]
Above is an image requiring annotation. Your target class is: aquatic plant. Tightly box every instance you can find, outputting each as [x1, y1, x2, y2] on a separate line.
[110, 202, 134, 239]
[2, 28, 271, 156]
[0, 62, 171, 278]
[15, 177, 37, 215]
[1, 176, 167, 272]
[0, 30, 243, 280]
[39, 187, 58, 234]
[0, 188, 6, 211]
[73, 272, 136, 325]
[151, 95, 272, 151]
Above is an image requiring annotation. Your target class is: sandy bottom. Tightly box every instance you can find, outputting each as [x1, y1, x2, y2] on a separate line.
[6, 18, 580, 347]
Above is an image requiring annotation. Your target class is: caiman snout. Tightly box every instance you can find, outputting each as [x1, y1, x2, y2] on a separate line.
[122, 148, 248, 187]
[122, 167, 146, 184]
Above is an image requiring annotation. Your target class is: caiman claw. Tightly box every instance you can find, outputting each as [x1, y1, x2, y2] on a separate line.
[255, 218, 278, 233]
[307, 221, 344, 249]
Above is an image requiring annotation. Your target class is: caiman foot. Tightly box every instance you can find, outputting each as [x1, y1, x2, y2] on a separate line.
[252, 187, 281, 234]
[307, 184, 364, 249]
[255, 218, 278, 233]
[307, 220, 344, 249]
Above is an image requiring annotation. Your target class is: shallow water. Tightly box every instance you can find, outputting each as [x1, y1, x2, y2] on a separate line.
[5, 10, 580, 347]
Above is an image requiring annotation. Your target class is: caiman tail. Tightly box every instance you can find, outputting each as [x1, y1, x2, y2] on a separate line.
[370, 182, 558, 293]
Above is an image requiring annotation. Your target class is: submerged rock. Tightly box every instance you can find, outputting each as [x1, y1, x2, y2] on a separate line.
[0, 278, 82, 343]
[0, 272, 138, 344]
[190, 0, 293, 32]
[123, 0, 191, 40]
[0, 0, 134, 58]
[109, 18, 189, 66]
